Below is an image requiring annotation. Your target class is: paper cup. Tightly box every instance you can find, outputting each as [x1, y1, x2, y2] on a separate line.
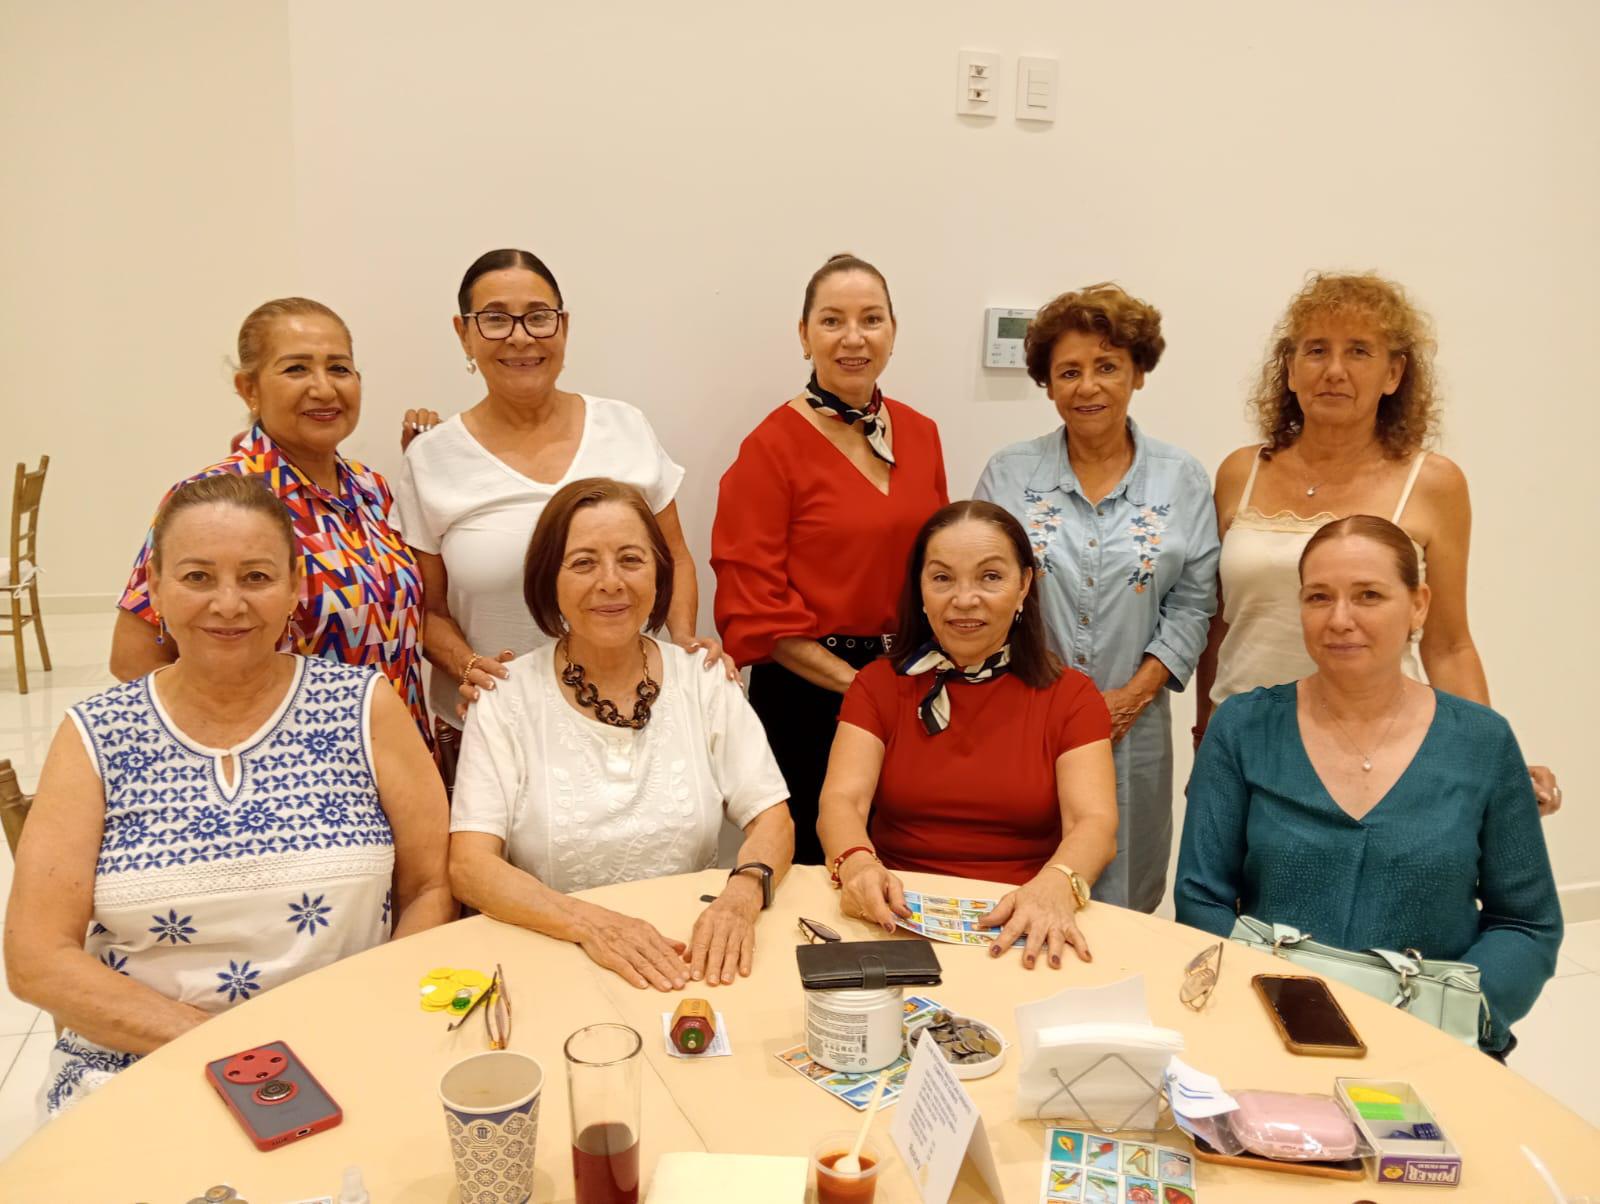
[440, 1051, 544, 1204]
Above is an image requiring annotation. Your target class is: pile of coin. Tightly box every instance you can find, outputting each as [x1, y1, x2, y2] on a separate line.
[906, 1009, 1003, 1066]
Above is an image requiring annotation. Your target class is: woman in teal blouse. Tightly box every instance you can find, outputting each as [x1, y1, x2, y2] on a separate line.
[1175, 515, 1560, 1055]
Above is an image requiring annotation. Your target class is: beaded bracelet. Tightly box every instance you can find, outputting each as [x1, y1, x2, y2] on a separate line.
[829, 845, 876, 889]
[460, 653, 483, 689]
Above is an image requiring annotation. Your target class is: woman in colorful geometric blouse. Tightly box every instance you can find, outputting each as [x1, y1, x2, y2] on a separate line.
[1176, 517, 1560, 1056]
[976, 284, 1219, 912]
[712, 253, 948, 864]
[108, 297, 430, 738]
[6, 474, 453, 1117]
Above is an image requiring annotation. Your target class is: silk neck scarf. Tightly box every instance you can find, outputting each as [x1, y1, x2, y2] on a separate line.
[802, 371, 895, 465]
[897, 641, 1011, 735]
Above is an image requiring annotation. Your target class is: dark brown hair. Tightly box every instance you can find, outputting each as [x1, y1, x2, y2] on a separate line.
[236, 297, 351, 379]
[891, 501, 1060, 689]
[1298, 515, 1421, 590]
[150, 473, 297, 571]
[523, 478, 673, 638]
[801, 252, 895, 323]
[1251, 271, 1438, 458]
[1024, 282, 1164, 388]
[458, 248, 564, 314]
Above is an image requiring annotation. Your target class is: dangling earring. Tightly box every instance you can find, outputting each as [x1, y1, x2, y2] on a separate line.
[465, 358, 478, 375]
[1409, 628, 1422, 643]
[1012, 608, 1023, 626]
[154, 613, 170, 645]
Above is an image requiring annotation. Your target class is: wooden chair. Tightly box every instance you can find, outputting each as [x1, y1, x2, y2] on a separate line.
[0, 758, 32, 858]
[2, 456, 51, 693]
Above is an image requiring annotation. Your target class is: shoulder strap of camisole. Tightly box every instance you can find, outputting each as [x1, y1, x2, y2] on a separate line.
[1236, 446, 1267, 511]
[1391, 452, 1429, 522]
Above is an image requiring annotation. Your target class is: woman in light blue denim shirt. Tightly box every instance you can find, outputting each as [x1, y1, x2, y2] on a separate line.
[976, 284, 1219, 911]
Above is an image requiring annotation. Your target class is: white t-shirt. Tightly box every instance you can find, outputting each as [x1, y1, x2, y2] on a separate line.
[451, 642, 789, 893]
[392, 396, 685, 728]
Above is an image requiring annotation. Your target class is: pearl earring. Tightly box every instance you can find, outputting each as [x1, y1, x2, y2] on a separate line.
[465, 358, 478, 375]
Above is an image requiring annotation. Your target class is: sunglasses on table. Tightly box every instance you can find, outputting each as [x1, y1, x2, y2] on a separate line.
[797, 917, 841, 944]
[1180, 942, 1224, 1012]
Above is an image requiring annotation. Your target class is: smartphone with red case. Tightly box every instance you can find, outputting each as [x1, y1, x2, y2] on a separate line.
[204, 1040, 342, 1151]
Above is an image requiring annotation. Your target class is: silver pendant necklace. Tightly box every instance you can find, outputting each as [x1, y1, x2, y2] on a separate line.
[1316, 679, 1406, 773]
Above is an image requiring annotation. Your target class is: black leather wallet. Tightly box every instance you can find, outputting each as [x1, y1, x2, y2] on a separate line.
[795, 939, 943, 991]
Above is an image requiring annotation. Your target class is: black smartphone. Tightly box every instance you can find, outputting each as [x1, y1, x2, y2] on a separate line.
[1252, 974, 1367, 1057]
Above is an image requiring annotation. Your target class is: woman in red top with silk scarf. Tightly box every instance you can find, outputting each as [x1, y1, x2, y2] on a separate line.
[818, 501, 1117, 970]
[712, 254, 947, 864]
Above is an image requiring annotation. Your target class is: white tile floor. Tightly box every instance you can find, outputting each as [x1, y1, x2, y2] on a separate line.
[0, 615, 1596, 1164]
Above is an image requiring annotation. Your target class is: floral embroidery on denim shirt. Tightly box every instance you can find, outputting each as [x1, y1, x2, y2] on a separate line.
[1127, 504, 1171, 593]
[1023, 490, 1065, 575]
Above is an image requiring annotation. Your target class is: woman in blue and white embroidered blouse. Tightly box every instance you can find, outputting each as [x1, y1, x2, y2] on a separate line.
[3, 474, 453, 1118]
[976, 284, 1219, 912]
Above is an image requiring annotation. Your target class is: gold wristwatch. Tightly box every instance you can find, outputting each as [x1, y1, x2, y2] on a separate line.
[1048, 863, 1091, 909]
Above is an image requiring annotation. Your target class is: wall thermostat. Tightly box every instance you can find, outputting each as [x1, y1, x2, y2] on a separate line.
[983, 307, 1035, 369]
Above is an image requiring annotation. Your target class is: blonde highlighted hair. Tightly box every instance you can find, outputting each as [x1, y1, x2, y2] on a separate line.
[1250, 272, 1439, 459]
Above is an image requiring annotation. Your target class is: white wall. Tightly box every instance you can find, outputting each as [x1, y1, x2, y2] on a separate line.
[5, 1, 1597, 904]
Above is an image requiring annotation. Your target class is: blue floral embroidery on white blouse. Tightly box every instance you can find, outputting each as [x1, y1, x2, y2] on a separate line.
[216, 959, 263, 1003]
[149, 909, 198, 944]
[381, 888, 392, 926]
[287, 892, 333, 936]
[100, 950, 129, 975]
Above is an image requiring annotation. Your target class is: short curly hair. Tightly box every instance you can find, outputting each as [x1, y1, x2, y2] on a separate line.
[1250, 272, 1439, 458]
[1024, 283, 1165, 388]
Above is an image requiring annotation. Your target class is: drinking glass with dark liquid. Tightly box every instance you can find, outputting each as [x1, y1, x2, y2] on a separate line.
[564, 1023, 643, 1204]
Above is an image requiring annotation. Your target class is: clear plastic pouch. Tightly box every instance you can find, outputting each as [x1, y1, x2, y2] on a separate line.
[1223, 1090, 1367, 1161]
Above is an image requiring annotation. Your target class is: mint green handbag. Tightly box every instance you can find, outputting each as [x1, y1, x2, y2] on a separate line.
[1228, 915, 1489, 1047]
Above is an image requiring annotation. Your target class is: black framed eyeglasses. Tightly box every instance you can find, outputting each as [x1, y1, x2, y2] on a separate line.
[464, 308, 564, 340]
[1180, 942, 1224, 1012]
[798, 917, 841, 944]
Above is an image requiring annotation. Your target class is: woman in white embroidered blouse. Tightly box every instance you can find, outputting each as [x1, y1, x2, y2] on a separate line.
[3, 475, 453, 1117]
[450, 479, 795, 992]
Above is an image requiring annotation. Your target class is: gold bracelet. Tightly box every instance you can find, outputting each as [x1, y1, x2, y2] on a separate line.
[460, 653, 483, 688]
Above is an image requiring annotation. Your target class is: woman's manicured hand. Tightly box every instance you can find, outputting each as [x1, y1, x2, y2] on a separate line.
[573, 904, 689, 992]
[455, 649, 514, 721]
[402, 407, 442, 451]
[678, 633, 739, 682]
[977, 873, 1091, 968]
[837, 855, 912, 934]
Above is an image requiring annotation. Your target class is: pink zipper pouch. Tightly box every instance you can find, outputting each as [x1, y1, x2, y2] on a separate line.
[1229, 1090, 1361, 1161]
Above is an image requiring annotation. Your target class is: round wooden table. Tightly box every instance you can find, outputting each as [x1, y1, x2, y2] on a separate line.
[1, 866, 1592, 1201]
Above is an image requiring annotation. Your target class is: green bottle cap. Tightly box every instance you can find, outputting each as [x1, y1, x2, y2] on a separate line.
[680, 1026, 704, 1051]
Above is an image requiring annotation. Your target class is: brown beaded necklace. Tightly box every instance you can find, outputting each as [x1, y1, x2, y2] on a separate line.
[559, 637, 660, 730]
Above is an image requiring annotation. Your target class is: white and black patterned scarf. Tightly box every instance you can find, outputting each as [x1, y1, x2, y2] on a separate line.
[802, 371, 894, 465]
[897, 641, 1011, 735]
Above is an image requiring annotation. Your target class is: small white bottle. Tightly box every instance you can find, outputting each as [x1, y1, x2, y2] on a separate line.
[338, 1166, 370, 1204]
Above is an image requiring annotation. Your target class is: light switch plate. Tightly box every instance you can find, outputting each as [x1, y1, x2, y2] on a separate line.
[956, 50, 1001, 117]
[1015, 55, 1059, 122]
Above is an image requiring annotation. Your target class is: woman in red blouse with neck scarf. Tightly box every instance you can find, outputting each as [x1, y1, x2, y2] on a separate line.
[712, 254, 948, 863]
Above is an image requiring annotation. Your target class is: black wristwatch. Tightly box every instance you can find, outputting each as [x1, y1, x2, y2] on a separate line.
[728, 861, 774, 910]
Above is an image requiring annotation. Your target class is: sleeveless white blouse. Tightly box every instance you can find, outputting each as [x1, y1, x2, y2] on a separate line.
[1211, 451, 1428, 705]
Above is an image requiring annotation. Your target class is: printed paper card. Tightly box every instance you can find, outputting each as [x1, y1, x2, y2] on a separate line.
[898, 890, 1021, 947]
[772, 994, 940, 1110]
[890, 1034, 1005, 1203]
[1038, 1129, 1195, 1203]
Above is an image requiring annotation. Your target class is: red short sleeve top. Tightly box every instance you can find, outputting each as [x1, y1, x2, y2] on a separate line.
[838, 658, 1111, 885]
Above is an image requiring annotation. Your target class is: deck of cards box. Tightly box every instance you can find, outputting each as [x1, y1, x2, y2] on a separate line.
[1335, 1078, 1462, 1187]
